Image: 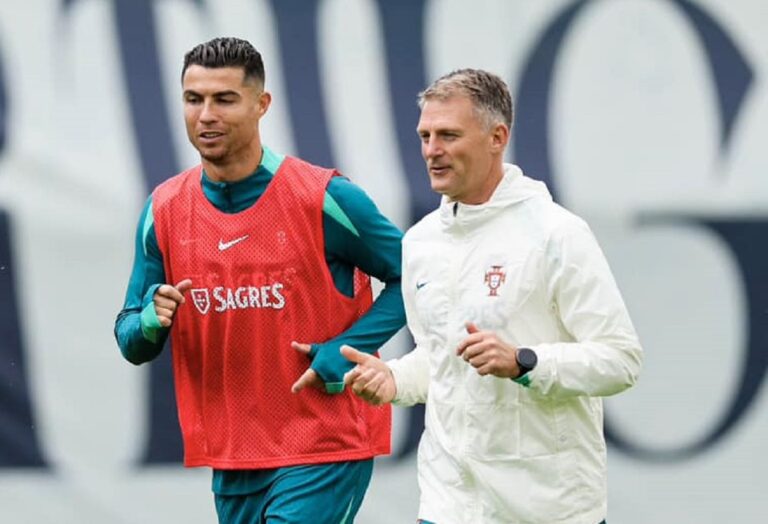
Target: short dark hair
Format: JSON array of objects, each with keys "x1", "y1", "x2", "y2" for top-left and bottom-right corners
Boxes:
[
  {"x1": 181, "y1": 37, "x2": 265, "y2": 86},
  {"x1": 418, "y1": 69, "x2": 513, "y2": 129}
]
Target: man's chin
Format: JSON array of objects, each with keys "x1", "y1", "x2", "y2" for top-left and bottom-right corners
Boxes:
[
  {"x1": 429, "y1": 179, "x2": 451, "y2": 196},
  {"x1": 199, "y1": 150, "x2": 226, "y2": 163}
]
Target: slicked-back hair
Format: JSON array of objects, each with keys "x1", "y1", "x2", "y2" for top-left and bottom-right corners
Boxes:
[
  {"x1": 182, "y1": 37, "x2": 265, "y2": 86},
  {"x1": 418, "y1": 69, "x2": 513, "y2": 130}
]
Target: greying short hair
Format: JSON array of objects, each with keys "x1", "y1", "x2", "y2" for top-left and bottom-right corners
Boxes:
[
  {"x1": 182, "y1": 37, "x2": 265, "y2": 86},
  {"x1": 418, "y1": 69, "x2": 513, "y2": 129}
]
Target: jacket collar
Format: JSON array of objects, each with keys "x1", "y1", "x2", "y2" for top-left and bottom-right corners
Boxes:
[{"x1": 439, "y1": 164, "x2": 551, "y2": 233}]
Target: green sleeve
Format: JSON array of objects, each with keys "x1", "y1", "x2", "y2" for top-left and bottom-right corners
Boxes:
[
  {"x1": 113, "y1": 196, "x2": 170, "y2": 364},
  {"x1": 310, "y1": 176, "x2": 406, "y2": 392}
]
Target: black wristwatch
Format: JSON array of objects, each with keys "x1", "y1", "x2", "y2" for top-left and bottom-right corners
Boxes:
[{"x1": 515, "y1": 347, "x2": 538, "y2": 378}]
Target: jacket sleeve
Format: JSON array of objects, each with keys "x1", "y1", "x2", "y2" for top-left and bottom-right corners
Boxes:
[
  {"x1": 523, "y1": 217, "x2": 642, "y2": 399},
  {"x1": 387, "y1": 241, "x2": 430, "y2": 406},
  {"x1": 307, "y1": 177, "x2": 406, "y2": 391},
  {"x1": 113, "y1": 196, "x2": 170, "y2": 364}
]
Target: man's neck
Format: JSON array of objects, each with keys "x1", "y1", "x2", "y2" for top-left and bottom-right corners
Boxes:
[
  {"x1": 203, "y1": 146, "x2": 264, "y2": 183},
  {"x1": 459, "y1": 162, "x2": 504, "y2": 205}
]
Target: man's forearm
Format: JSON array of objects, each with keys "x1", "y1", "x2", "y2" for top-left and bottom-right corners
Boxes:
[{"x1": 114, "y1": 309, "x2": 167, "y2": 364}]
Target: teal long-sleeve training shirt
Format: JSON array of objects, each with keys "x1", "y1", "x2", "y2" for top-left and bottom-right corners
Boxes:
[{"x1": 114, "y1": 146, "x2": 406, "y2": 388}]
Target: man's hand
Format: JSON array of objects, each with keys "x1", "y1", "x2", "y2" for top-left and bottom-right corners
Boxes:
[
  {"x1": 153, "y1": 279, "x2": 193, "y2": 327},
  {"x1": 456, "y1": 322, "x2": 520, "y2": 378},
  {"x1": 341, "y1": 345, "x2": 396, "y2": 405},
  {"x1": 291, "y1": 342, "x2": 324, "y2": 393}
]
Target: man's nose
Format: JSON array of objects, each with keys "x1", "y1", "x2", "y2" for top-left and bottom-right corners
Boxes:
[
  {"x1": 423, "y1": 137, "x2": 442, "y2": 158},
  {"x1": 199, "y1": 100, "x2": 217, "y2": 122}
]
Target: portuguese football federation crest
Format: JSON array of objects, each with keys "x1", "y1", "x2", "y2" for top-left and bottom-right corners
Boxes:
[
  {"x1": 191, "y1": 288, "x2": 211, "y2": 315},
  {"x1": 484, "y1": 265, "x2": 506, "y2": 297}
]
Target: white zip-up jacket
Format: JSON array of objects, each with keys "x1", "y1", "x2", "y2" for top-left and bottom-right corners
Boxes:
[{"x1": 389, "y1": 164, "x2": 642, "y2": 524}]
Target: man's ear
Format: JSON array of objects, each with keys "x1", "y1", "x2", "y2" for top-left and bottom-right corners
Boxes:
[
  {"x1": 490, "y1": 122, "x2": 510, "y2": 153},
  {"x1": 258, "y1": 91, "x2": 272, "y2": 117}
]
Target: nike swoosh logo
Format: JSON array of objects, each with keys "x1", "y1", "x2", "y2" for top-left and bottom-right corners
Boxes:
[
  {"x1": 218, "y1": 235, "x2": 249, "y2": 251},
  {"x1": 416, "y1": 280, "x2": 429, "y2": 290}
]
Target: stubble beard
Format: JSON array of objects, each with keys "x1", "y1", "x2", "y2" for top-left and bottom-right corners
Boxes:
[
  {"x1": 196, "y1": 141, "x2": 229, "y2": 165},
  {"x1": 200, "y1": 151, "x2": 226, "y2": 164}
]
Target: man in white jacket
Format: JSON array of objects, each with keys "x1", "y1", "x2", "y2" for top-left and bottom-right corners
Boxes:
[{"x1": 342, "y1": 69, "x2": 642, "y2": 524}]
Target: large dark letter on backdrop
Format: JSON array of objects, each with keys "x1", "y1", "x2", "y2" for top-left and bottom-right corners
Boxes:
[
  {"x1": 516, "y1": 0, "x2": 758, "y2": 461},
  {"x1": 62, "y1": 0, "x2": 203, "y2": 464},
  {"x1": 0, "y1": 42, "x2": 47, "y2": 468}
]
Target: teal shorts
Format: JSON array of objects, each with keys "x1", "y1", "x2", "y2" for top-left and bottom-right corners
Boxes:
[{"x1": 214, "y1": 459, "x2": 373, "y2": 524}]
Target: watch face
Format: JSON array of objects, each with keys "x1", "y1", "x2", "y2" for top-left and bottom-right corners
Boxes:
[{"x1": 517, "y1": 348, "x2": 537, "y2": 370}]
